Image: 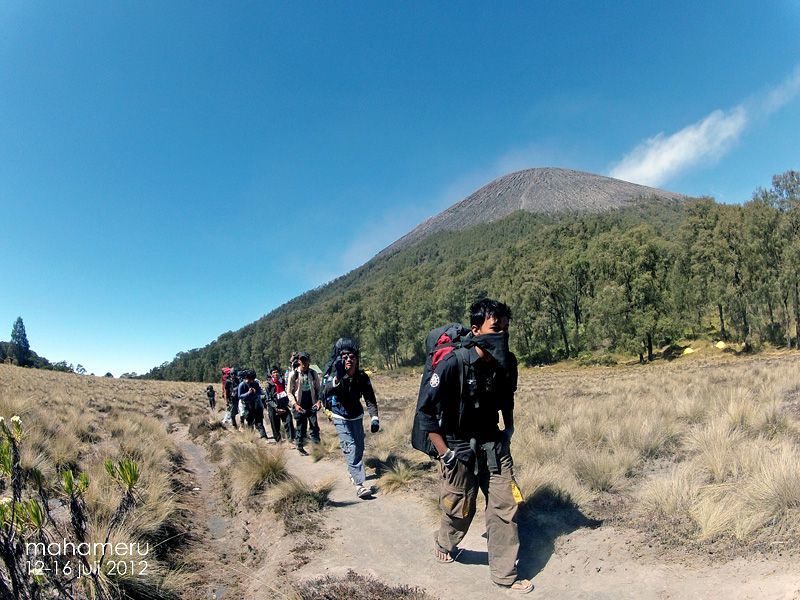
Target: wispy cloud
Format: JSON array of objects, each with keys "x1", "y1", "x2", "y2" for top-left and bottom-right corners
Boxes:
[
  {"x1": 610, "y1": 67, "x2": 800, "y2": 187},
  {"x1": 285, "y1": 204, "x2": 431, "y2": 290},
  {"x1": 609, "y1": 108, "x2": 747, "y2": 187},
  {"x1": 762, "y1": 65, "x2": 800, "y2": 113}
]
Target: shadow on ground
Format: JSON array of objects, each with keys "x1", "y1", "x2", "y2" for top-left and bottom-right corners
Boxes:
[
  {"x1": 456, "y1": 548, "x2": 488, "y2": 565},
  {"x1": 517, "y1": 486, "x2": 603, "y2": 580},
  {"x1": 365, "y1": 453, "x2": 435, "y2": 476}
]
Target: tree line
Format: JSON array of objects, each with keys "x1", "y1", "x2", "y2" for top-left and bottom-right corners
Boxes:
[
  {"x1": 0, "y1": 317, "x2": 86, "y2": 374},
  {"x1": 145, "y1": 170, "x2": 800, "y2": 381}
]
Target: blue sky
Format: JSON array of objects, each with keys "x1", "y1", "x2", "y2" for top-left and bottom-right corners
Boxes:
[{"x1": 1, "y1": 1, "x2": 799, "y2": 376}]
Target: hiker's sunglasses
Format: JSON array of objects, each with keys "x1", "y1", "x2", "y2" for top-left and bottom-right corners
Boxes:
[{"x1": 340, "y1": 352, "x2": 357, "y2": 359}]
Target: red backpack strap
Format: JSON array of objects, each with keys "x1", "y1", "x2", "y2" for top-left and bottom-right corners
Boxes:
[
  {"x1": 431, "y1": 333, "x2": 458, "y2": 370},
  {"x1": 431, "y1": 346, "x2": 454, "y2": 370}
]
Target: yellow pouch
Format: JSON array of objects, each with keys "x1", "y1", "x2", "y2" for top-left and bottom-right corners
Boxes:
[{"x1": 511, "y1": 481, "x2": 524, "y2": 504}]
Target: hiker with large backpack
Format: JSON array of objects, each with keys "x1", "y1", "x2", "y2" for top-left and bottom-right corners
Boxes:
[
  {"x1": 224, "y1": 368, "x2": 241, "y2": 429},
  {"x1": 322, "y1": 338, "x2": 379, "y2": 500},
  {"x1": 206, "y1": 384, "x2": 216, "y2": 410},
  {"x1": 414, "y1": 299, "x2": 532, "y2": 594},
  {"x1": 265, "y1": 365, "x2": 295, "y2": 443},
  {"x1": 285, "y1": 352, "x2": 300, "y2": 385},
  {"x1": 238, "y1": 369, "x2": 268, "y2": 439},
  {"x1": 221, "y1": 367, "x2": 232, "y2": 423},
  {"x1": 287, "y1": 352, "x2": 322, "y2": 454}
]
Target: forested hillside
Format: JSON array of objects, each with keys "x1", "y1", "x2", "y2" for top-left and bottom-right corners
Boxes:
[{"x1": 145, "y1": 171, "x2": 800, "y2": 382}]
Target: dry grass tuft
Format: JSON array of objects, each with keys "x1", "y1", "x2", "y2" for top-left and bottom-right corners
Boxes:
[
  {"x1": 188, "y1": 415, "x2": 226, "y2": 438},
  {"x1": 228, "y1": 440, "x2": 289, "y2": 499},
  {"x1": 568, "y1": 446, "x2": 638, "y2": 492},
  {"x1": 269, "y1": 476, "x2": 335, "y2": 532},
  {"x1": 515, "y1": 461, "x2": 593, "y2": 510},
  {"x1": 639, "y1": 464, "x2": 699, "y2": 519},
  {"x1": 375, "y1": 456, "x2": 423, "y2": 494},
  {"x1": 310, "y1": 434, "x2": 341, "y2": 462}
]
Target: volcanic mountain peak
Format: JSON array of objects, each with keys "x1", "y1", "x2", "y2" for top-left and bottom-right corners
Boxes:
[{"x1": 381, "y1": 167, "x2": 686, "y2": 255}]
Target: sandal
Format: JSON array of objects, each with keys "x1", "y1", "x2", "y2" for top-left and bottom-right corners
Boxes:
[
  {"x1": 433, "y1": 546, "x2": 454, "y2": 563},
  {"x1": 495, "y1": 579, "x2": 534, "y2": 594}
]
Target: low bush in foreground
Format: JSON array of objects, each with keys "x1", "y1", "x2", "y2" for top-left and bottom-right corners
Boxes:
[{"x1": 291, "y1": 569, "x2": 435, "y2": 600}]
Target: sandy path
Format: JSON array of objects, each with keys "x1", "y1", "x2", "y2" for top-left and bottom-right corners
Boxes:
[
  {"x1": 285, "y1": 446, "x2": 511, "y2": 598},
  {"x1": 163, "y1": 411, "x2": 799, "y2": 600},
  {"x1": 279, "y1": 437, "x2": 800, "y2": 600}
]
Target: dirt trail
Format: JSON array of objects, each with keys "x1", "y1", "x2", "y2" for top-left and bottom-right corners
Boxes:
[
  {"x1": 166, "y1": 415, "x2": 799, "y2": 600},
  {"x1": 169, "y1": 423, "x2": 250, "y2": 600},
  {"x1": 278, "y1": 438, "x2": 800, "y2": 600}
]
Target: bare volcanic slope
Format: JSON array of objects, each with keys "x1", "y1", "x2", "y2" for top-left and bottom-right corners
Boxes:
[{"x1": 380, "y1": 167, "x2": 686, "y2": 256}]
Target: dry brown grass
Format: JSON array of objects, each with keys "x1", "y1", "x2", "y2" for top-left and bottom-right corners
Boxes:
[
  {"x1": 0, "y1": 364, "x2": 208, "y2": 594},
  {"x1": 4, "y1": 347, "x2": 800, "y2": 589},
  {"x1": 309, "y1": 432, "x2": 341, "y2": 462},
  {"x1": 268, "y1": 475, "x2": 336, "y2": 531},
  {"x1": 227, "y1": 439, "x2": 290, "y2": 500},
  {"x1": 370, "y1": 353, "x2": 800, "y2": 551}
]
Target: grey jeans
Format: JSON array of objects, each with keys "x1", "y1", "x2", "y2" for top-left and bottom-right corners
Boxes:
[{"x1": 334, "y1": 418, "x2": 366, "y2": 486}]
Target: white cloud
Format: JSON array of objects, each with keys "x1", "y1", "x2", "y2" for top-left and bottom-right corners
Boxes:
[
  {"x1": 762, "y1": 65, "x2": 800, "y2": 114},
  {"x1": 609, "y1": 107, "x2": 748, "y2": 187},
  {"x1": 610, "y1": 66, "x2": 800, "y2": 187}
]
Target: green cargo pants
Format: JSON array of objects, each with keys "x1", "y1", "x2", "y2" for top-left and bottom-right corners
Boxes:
[{"x1": 435, "y1": 444, "x2": 521, "y2": 586}]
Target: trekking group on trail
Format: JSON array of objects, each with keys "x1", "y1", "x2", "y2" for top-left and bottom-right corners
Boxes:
[
  {"x1": 209, "y1": 298, "x2": 533, "y2": 593},
  {"x1": 218, "y1": 338, "x2": 379, "y2": 500}
]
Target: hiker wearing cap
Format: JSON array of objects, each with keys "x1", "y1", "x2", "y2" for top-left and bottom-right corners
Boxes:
[
  {"x1": 416, "y1": 298, "x2": 532, "y2": 594},
  {"x1": 323, "y1": 338, "x2": 379, "y2": 499},
  {"x1": 238, "y1": 369, "x2": 268, "y2": 439},
  {"x1": 287, "y1": 352, "x2": 321, "y2": 454},
  {"x1": 265, "y1": 365, "x2": 295, "y2": 443}
]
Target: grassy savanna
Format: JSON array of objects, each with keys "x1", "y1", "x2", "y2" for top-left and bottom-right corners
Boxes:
[
  {"x1": 0, "y1": 364, "x2": 208, "y2": 598},
  {"x1": 2, "y1": 350, "x2": 799, "y2": 597},
  {"x1": 359, "y1": 352, "x2": 800, "y2": 554}
]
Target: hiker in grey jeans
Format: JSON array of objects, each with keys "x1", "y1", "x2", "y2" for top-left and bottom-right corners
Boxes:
[{"x1": 323, "y1": 338, "x2": 379, "y2": 499}]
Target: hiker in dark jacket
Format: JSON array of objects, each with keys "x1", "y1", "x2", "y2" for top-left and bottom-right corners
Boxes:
[
  {"x1": 238, "y1": 369, "x2": 268, "y2": 438},
  {"x1": 416, "y1": 298, "x2": 532, "y2": 594},
  {"x1": 206, "y1": 385, "x2": 216, "y2": 410},
  {"x1": 224, "y1": 369, "x2": 241, "y2": 428},
  {"x1": 324, "y1": 338, "x2": 379, "y2": 499},
  {"x1": 265, "y1": 366, "x2": 295, "y2": 443}
]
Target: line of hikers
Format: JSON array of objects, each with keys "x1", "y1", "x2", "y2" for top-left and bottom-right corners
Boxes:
[
  {"x1": 208, "y1": 339, "x2": 379, "y2": 499},
  {"x1": 204, "y1": 298, "x2": 533, "y2": 593}
]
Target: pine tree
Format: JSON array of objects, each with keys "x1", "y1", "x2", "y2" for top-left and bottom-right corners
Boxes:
[{"x1": 10, "y1": 317, "x2": 30, "y2": 367}]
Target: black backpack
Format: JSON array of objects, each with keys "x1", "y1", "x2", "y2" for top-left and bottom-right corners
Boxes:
[
  {"x1": 228, "y1": 373, "x2": 240, "y2": 400},
  {"x1": 410, "y1": 323, "x2": 471, "y2": 458}
]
